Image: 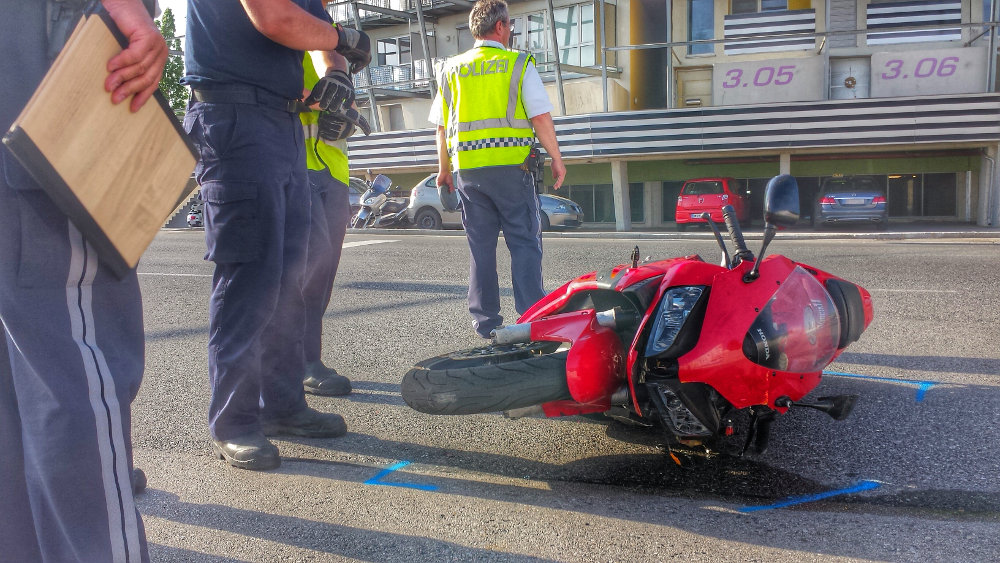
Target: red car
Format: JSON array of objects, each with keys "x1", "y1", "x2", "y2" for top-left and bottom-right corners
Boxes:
[{"x1": 675, "y1": 177, "x2": 751, "y2": 231}]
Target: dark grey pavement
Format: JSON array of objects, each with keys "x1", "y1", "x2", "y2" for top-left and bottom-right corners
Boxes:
[{"x1": 134, "y1": 227, "x2": 999, "y2": 562}]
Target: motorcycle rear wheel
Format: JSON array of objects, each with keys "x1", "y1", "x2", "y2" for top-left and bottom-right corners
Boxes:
[{"x1": 401, "y1": 341, "x2": 570, "y2": 415}]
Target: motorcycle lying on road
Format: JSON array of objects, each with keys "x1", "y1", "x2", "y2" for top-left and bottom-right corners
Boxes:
[
  {"x1": 401, "y1": 175, "x2": 873, "y2": 464},
  {"x1": 351, "y1": 174, "x2": 409, "y2": 229}
]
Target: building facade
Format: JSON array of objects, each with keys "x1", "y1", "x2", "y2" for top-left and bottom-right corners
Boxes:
[{"x1": 334, "y1": 0, "x2": 1000, "y2": 228}]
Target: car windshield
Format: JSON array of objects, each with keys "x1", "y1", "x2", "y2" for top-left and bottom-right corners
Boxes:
[
  {"x1": 683, "y1": 181, "x2": 724, "y2": 195},
  {"x1": 742, "y1": 267, "x2": 841, "y2": 373}
]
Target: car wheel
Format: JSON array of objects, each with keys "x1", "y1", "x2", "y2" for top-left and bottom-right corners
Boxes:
[
  {"x1": 415, "y1": 208, "x2": 442, "y2": 230},
  {"x1": 540, "y1": 212, "x2": 551, "y2": 232}
]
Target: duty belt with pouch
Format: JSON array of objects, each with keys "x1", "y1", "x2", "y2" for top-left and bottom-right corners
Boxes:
[
  {"x1": 46, "y1": 0, "x2": 156, "y2": 61},
  {"x1": 520, "y1": 141, "x2": 545, "y2": 192}
]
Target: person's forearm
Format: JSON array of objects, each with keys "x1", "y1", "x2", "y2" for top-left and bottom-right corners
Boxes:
[
  {"x1": 241, "y1": 0, "x2": 340, "y2": 51},
  {"x1": 530, "y1": 112, "x2": 562, "y2": 165},
  {"x1": 435, "y1": 126, "x2": 450, "y2": 173},
  {"x1": 319, "y1": 50, "x2": 349, "y2": 73}
]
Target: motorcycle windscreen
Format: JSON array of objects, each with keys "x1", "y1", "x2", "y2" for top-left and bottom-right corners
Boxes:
[
  {"x1": 742, "y1": 267, "x2": 841, "y2": 373},
  {"x1": 371, "y1": 175, "x2": 391, "y2": 194}
]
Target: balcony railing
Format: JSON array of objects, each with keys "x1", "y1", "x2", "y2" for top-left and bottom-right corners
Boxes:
[
  {"x1": 327, "y1": 0, "x2": 451, "y2": 24},
  {"x1": 353, "y1": 58, "x2": 441, "y2": 94}
]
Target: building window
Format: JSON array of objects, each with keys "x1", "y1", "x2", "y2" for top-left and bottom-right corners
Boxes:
[
  {"x1": 630, "y1": 183, "x2": 645, "y2": 223},
  {"x1": 732, "y1": 0, "x2": 787, "y2": 15},
  {"x1": 512, "y1": 2, "x2": 597, "y2": 68},
  {"x1": 688, "y1": 0, "x2": 715, "y2": 55},
  {"x1": 563, "y1": 184, "x2": 616, "y2": 222},
  {"x1": 377, "y1": 36, "x2": 411, "y2": 68}
]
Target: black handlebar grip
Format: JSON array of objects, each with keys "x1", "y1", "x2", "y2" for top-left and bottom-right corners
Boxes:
[{"x1": 722, "y1": 205, "x2": 754, "y2": 262}]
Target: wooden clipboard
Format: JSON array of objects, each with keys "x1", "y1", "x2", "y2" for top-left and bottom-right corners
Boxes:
[{"x1": 2, "y1": 11, "x2": 197, "y2": 278}]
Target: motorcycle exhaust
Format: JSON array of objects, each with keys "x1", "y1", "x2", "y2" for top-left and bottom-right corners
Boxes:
[{"x1": 491, "y1": 324, "x2": 532, "y2": 345}]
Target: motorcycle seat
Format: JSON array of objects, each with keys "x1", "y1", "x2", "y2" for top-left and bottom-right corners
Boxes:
[{"x1": 824, "y1": 278, "x2": 866, "y2": 349}]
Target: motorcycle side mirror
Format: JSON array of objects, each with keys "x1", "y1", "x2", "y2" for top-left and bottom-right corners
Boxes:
[
  {"x1": 763, "y1": 174, "x2": 800, "y2": 227},
  {"x1": 746, "y1": 174, "x2": 800, "y2": 282}
]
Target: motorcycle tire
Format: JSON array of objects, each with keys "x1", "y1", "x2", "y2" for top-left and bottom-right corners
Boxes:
[{"x1": 401, "y1": 341, "x2": 571, "y2": 415}]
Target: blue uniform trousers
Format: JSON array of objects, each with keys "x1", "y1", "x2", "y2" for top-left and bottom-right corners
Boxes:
[
  {"x1": 184, "y1": 100, "x2": 311, "y2": 441},
  {"x1": 455, "y1": 165, "x2": 546, "y2": 337},
  {"x1": 302, "y1": 170, "x2": 351, "y2": 363},
  {"x1": 0, "y1": 2, "x2": 148, "y2": 560}
]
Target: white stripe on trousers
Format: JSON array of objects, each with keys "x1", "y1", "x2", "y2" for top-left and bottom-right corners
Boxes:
[{"x1": 66, "y1": 223, "x2": 141, "y2": 562}]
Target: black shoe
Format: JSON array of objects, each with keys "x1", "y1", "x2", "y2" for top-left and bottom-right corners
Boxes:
[
  {"x1": 212, "y1": 432, "x2": 281, "y2": 471},
  {"x1": 131, "y1": 467, "x2": 147, "y2": 494},
  {"x1": 261, "y1": 407, "x2": 347, "y2": 438},
  {"x1": 303, "y1": 362, "x2": 352, "y2": 396}
]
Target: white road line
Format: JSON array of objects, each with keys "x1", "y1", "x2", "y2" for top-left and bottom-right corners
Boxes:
[
  {"x1": 343, "y1": 239, "x2": 400, "y2": 248},
  {"x1": 140, "y1": 240, "x2": 399, "y2": 277}
]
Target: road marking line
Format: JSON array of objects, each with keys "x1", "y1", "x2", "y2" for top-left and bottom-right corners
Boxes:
[
  {"x1": 823, "y1": 370, "x2": 939, "y2": 402},
  {"x1": 364, "y1": 460, "x2": 438, "y2": 491},
  {"x1": 343, "y1": 239, "x2": 399, "y2": 248},
  {"x1": 738, "y1": 480, "x2": 881, "y2": 513}
]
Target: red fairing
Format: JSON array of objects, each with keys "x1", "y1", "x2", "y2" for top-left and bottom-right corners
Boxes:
[
  {"x1": 518, "y1": 256, "x2": 706, "y2": 323},
  {"x1": 677, "y1": 255, "x2": 823, "y2": 410},
  {"x1": 528, "y1": 310, "x2": 625, "y2": 404}
]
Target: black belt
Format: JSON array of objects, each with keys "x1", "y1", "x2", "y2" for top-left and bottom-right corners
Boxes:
[{"x1": 190, "y1": 86, "x2": 309, "y2": 114}]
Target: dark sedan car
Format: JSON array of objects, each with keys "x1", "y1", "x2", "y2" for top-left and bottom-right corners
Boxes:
[{"x1": 812, "y1": 176, "x2": 888, "y2": 230}]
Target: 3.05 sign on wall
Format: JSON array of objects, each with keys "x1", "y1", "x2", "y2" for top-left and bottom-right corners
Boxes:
[{"x1": 713, "y1": 56, "x2": 825, "y2": 106}]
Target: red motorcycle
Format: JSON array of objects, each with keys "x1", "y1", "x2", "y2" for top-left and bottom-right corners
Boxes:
[{"x1": 401, "y1": 175, "x2": 873, "y2": 463}]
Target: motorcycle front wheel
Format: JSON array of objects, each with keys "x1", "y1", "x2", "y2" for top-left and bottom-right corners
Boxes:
[{"x1": 401, "y1": 341, "x2": 570, "y2": 415}]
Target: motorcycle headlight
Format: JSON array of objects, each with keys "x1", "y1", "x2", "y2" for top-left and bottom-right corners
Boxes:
[{"x1": 644, "y1": 286, "x2": 705, "y2": 357}]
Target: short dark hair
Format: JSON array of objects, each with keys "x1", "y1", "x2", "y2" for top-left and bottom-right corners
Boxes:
[{"x1": 469, "y1": 0, "x2": 509, "y2": 39}]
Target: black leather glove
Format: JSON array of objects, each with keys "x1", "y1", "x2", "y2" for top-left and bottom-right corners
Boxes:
[
  {"x1": 303, "y1": 69, "x2": 354, "y2": 112},
  {"x1": 318, "y1": 107, "x2": 372, "y2": 142},
  {"x1": 334, "y1": 24, "x2": 373, "y2": 74}
]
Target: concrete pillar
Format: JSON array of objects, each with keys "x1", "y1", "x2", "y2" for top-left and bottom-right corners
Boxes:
[
  {"x1": 611, "y1": 160, "x2": 632, "y2": 231},
  {"x1": 979, "y1": 145, "x2": 999, "y2": 227},
  {"x1": 647, "y1": 180, "x2": 663, "y2": 227},
  {"x1": 779, "y1": 153, "x2": 791, "y2": 175}
]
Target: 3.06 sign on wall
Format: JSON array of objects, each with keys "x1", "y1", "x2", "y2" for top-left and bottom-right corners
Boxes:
[
  {"x1": 871, "y1": 47, "x2": 987, "y2": 97},
  {"x1": 713, "y1": 56, "x2": 824, "y2": 106}
]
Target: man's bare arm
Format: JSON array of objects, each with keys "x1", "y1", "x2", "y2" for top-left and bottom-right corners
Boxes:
[
  {"x1": 435, "y1": 125, "x2": 454, "y2": 191},
  {"x1": 241, "y1": 0, "x2": 340, "y2": 51},
  {"x1": 529, "y1": 112, "x2": 566, "y2": 190}
]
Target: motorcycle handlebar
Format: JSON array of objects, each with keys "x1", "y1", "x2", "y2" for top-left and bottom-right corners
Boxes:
[{"x1": 722, "y1": 205, "x2": 754, "y2": 264}]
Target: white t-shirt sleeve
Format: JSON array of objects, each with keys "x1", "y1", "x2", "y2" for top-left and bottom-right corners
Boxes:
[
  {"x1": 520, "y1": 62, "x2": 553, "y2": 119},
  {"x1": 428, "y1": 92, "x2": 444, "y2": 126}
]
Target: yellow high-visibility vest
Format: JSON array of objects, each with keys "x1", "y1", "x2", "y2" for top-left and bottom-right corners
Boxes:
[
  {"x1": 439, "y1": 46, "x2": 534, "y2": 170},
  {"x1": 302, "y1": 54, "x2": 349, "y2": 184}
]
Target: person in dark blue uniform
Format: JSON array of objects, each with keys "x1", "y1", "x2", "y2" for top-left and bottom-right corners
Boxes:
[
  {"x1": 0, "y1": 0, "x2": 167, "y2": 560},
  {"x1": 183, "y1": 0, "x2": 371, "y2": 471}
]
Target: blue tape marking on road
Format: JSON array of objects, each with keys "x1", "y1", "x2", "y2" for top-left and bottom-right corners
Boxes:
[
  {"x1": 364, "y1": 460, "x2": 439, "y2": 491},
  {"x1": 738, "y1": 480, "x2": 881, "y2": 513},
  {"x1": 823, "y1": 370, "x2": 938, "y2": 403}
]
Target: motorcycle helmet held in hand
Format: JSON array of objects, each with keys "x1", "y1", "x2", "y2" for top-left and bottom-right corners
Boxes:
[{"x1": 440, "y1": 184, "x2": 460, "y2": 211}]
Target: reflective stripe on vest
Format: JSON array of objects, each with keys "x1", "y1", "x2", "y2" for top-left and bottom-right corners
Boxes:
[
  {"x1": 441, "y1": 48, "x2": 534, "y2": 170},
  {"x1": 302, "y1": 53, "x2": 350, "y2": 184}
]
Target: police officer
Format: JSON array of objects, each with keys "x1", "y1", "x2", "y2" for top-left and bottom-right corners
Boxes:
[
  {"x1": 299, "y1": 51, "x2": 355, "y2": 396},
  {"x1": 183, "y1": 0, "x2": 371, "y2": 470},
  {"x1": 0, "y1": 0, "x2": 166, "y2": 559},
  {"x1": 430, "y1": 0, "x2": 567, "y2": 339}
]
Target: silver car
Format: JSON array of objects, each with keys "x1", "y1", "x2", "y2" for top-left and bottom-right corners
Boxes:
[{"x1": 405, "y1": 173, "x2": 584, "y2": 230}]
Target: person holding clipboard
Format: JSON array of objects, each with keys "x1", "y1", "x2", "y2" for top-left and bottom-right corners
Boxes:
[{"x1": 0, "y1": 1, "x2": 167, "y2": 561}]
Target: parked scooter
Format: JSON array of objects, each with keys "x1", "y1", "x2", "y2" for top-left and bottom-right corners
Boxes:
[
  {"x1": 351, "y1": 174, "x2": 409, "y2": 228},
  {"x1": 401, "y1": 175, "x2": 873, "y2": 464}
]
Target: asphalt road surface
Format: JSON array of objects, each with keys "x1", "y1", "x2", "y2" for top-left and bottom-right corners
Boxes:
[{"x1": 134, "y1": 228, "x2": 1000, "y2": 562}]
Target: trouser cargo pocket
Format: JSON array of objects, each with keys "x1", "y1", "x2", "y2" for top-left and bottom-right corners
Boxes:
[{"x1": 200, "y1": 180, "x2": 260, "y2": 264}]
